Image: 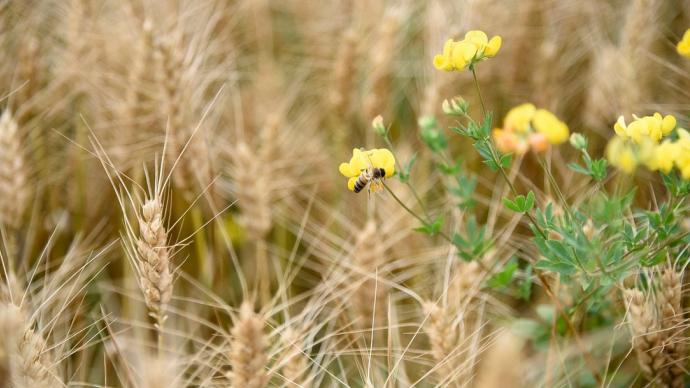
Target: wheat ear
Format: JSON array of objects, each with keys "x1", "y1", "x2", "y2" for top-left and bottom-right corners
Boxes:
[
  {"x1": 136, "y1": 197, "x2": 173, "y2": 344},
  {"x1": 330, "y1": 28, "x2": 358, "y2": 117},
  {"x1": 351, "y1": 221, "x2": 388, "y2": 335},
  {"x1": 625, "y1": 288, "x2": 667, "y2": 382},
  {"x1": 0, "y1": 303, "x2": 58, "y2": 388},
  {"x1": 156, "y1": 35, "x2": 213, "y2": 197},
  {"x1": 229, "y1": 301, "x2": 269, "y2": 388},
  {"x1": 280, "y1": 328, "x2": 312, "y2": 388},
  {"x1": 423, "y1": 301, "x2": 459, "y2": 386},
  {"x1": 0, "y1": 110, "x2": 29, "y2": 230},
  {"x1": 658, "y1": 269, "x2": 686, "y2": 388}
]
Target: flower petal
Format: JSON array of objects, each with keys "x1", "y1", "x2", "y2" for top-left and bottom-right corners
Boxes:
[
  {"x1": 347, "y1": 176, "x2": 358, "y2": 191},
  {"x1": 485, "y1": 36, "x2": 502, "y2": 57},
  {"x1": 464, "y1": 30, "x2": 488, "y2": 48},
  {"x1": 339, "y1": 162, "x2": 356, "y2": 177}
]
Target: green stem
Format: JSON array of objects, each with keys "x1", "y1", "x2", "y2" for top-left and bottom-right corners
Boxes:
[
  {"x1": 382, "y1": 135, "x2": 431, "y2": 222},
  {"x1": 383, "y1": 183, "x2": 452, "y2": 245},
  {"x1": 470, "y1": 66, "x2": 486, "y2": 117},
  {"x1": 537, "y1": 156, "x2": 572, "y2": 217}
]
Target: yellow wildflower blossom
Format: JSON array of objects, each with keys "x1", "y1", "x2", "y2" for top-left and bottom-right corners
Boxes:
[
  {"x1": 532, "y1": 109, "x2": 570, "y2": 145},
  {"x1": 674, "y1": 129, "x2": 690, "y2": 179},
  {"x1": 606, "y1": 137, "x2": 639, "y2": 175},
  {"x1": 339, "y1": 148, "x2": 395, "y2": 192},
  {"x1": 677, "y1": 28, "x2": 690, "y2": 57},
  {"x1": 613, "y1": 113, "x2": 676, "y2": 143},
  {"x1": 504, "y1": 103, "x2": 536, "y2": 134},
  {"x1": 644, "y1": 141, "x2": 678, "y2": 174},
  {"x1": 492, "y1": 104, "x2": 569, "y2": 154},
  {"x1": 433, "y1": 30, "x2": 501, "y2": 72}
]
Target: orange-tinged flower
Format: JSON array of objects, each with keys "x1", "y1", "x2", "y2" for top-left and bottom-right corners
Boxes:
[
  {"x1": 492, "y1": 104, "x2": 569, "y2": 154},
  {"x1": 528, "y1": 132, "x2": 549, "y2": 153}
]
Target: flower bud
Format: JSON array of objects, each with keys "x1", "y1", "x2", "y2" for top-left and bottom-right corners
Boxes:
[
  {"x1": 442, "y1": 97, "x2": 468, "y2": 116},
  {"x1": 569, "y1": 133, "x2": 587, "y2": 151},
  {"x1": 372, "y1": 115, "x2": 386, "y2": 137}
]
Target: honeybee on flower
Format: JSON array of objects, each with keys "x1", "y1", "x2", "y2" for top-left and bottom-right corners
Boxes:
[
  {"x1": 491, "y1": 103, "x2": 569, "y2": 155},
  {"x1": 433, "y1": 30, "x2": 501, "y2": 72},
  {"x1": 339, "y1": 148, "x2": 395, "y2": 193},
  {"x1": 677, "y1": 28, "x2": 690, "y2": 57}
]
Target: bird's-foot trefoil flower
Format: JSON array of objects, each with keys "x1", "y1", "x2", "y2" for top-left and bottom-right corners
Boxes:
[
  {"x1": 491, "y1": 103, "x2": 569, "y2": 155},
  {"x1": 339, "y1": 148, "x2": 395, "y2": 192},
  {"x1": 606, "y1": 111, "x2": 689, "y2": 179},
  {"x1": 433, "y1": 30, "x2": 501, "y2": 72}
]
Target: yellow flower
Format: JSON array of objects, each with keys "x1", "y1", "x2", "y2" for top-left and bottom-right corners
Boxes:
[
  {"x1": 504, "y1": 103, "x2": 536, "y2": 134},
  {"x1": 433, "y1": 30, "x2": 501, "y2": 72},
  {"x1": 485, "y1": 36, "x2": 502, "y2": 57},
  {"x1": 677, "y1": 28, "x2": 690, "y2": 58},
  {"x1": 644, "y1": 141, "x2": 678, "y2": 173},
  {"x1": 606, "y1": 137, "x2": 638, "y2": 175},
  {"x1": 612, "y1": 113, "x2": 676, "y2": 143},
  {"x1": 532, "y1": 109, "x2": 570, "y2": 145},
  {"x1": 675, "y1": 129, "x2": 690, "y2": 179},
  {"x1": 492, "y1": 104, "x2": 568, "y2": 154},
  {"x1": 339, "y1": 148, "x2": 396, "y2": 191}
]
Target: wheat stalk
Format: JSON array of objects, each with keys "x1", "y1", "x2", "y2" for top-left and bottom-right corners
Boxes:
[
  {"x1": 0, "y1": 110, "x2": 29, "y2": 230},
  {"x1": 229, "y1": 301, "x2": 269, "y2": 388}
]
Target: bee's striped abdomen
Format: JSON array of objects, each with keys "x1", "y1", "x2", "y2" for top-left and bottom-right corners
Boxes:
[{"x1": 353, "y1": 174, "x2": 369, "y2": 193}]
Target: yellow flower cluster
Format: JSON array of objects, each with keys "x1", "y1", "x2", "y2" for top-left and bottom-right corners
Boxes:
[
  {"x1": 339, "y1": 148, "x2": 395, "y2": 192},
  {"x1": 678, "y1": 28, "x2": 690, "y2": 57},
  {"x1": 491, "y1": 103, "x2": 570, "y2": 155},
  {"x1": 606, "y1": 113, "x2": 690, "y2": 178},
  {"x1": 433, "y1": 31, "x2": 501, "y2": 72}
]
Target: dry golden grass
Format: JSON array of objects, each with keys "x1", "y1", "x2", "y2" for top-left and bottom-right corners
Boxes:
[{"x1": 0, "y1": 0, "x2": 689, "y2": 387}]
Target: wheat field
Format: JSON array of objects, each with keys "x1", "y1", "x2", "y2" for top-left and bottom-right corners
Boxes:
[{"x1": 1, "y1": 0, "x2": 690, "y2": 387}]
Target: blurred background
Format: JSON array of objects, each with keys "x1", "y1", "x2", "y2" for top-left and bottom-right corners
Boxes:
[{"x1": 1, "y1": 0, "x2": 689, "y2": 386}]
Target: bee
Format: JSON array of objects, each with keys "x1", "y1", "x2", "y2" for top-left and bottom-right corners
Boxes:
[{"x1": 353, "y1": 167, "x2": 387, "y2": 193}]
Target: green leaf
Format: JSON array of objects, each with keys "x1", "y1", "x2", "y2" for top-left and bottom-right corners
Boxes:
[
  {"x1": 567, "y1": 162, "x2": 590, "y2": 176},
  {"x1": 520, "y1": 264, "x2": 533, "y2": 300},
  {"x1": 503, "y1": 197, "x2": 521, "y2": 212},
  {"x1": 504, "y1": 192, "x2": 534, "y2": 213},
  {"x1": 487, "y1": 258, "x2": 518, "y2": 289},
  {"x1": 414, "y1": 217, "x2": 444, "y2": 235},
  {"x1": 500, "y1": 153, "x2": 512, "y2": 169},
  {"x1": 437, "y1": 160, "x2": 462, "y2": 175},
  {"x1": 535, "y1": 259, "x2": 576, "y2": 275},
  {"x1": 525, "y1": 191, "x2": 535, "y2": 212},
  {"x1": 398, "y1": 153, "x2": 417, "y2": 183}
]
